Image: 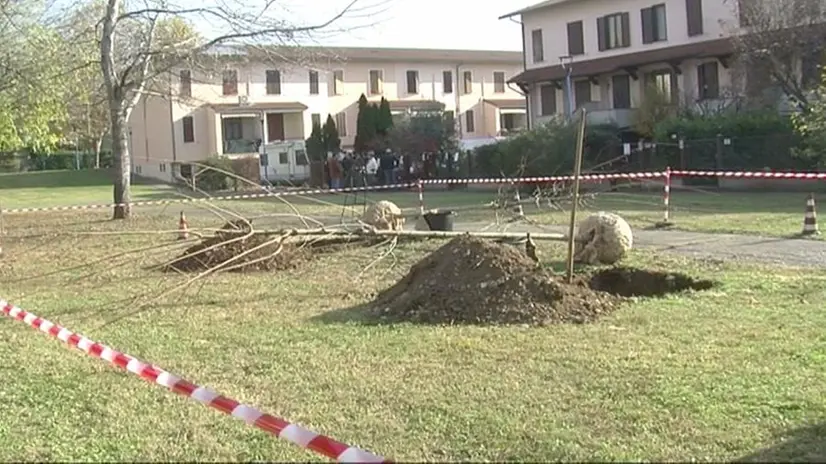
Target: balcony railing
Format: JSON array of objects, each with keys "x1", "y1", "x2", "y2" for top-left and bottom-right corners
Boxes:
[
  {"x1": 585, "y1": 108, "x2": 637, "y2": 128},
  {"x1": 224, "y1": 139, "x2": 261, "y2": 154}
]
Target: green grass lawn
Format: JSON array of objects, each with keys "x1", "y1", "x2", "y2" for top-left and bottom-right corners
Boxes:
[
  {"x1": 0, "y1": 170, "x2": 173, "y2": 209},
  {"x1": 0, "y1": 169, "x2": 820, "y2": 239},
  {"x1": 0, "y1": 211, "x2": 825, "y2": 461},
  {"x1": 227, "y1": 187, "x2": 820, "y2": 239}
]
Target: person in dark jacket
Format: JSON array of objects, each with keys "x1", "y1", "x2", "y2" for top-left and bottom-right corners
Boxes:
[{"x1": 379, "y1": 148, "x2": 396, "y2": 185}]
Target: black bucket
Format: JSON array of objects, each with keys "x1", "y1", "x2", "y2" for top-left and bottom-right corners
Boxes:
[{"x1": 424, "y1": 210, "x2": 454, "y2": 231}]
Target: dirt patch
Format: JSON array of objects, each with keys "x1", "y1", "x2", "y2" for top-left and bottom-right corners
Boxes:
[
  {"x1": 164, "y1": 221, "x2": 384, "y2": 273},
  {"x1": 369, "y1": 235, "x2": 620, "y2": 325},
  {"x1": 589, "y1": 266, "x2": 715, "y2": 297}
]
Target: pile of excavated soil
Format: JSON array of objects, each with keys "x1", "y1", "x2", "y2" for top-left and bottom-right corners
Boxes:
[{"x1": 370, "y1": 235, "x2": 620, "y2": 325}]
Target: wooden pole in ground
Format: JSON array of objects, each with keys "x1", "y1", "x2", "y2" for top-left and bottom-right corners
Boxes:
[
  {"x1": 565, "y1": 108, "x2": 587, "y2": 284},
  {"x1": 0, "y1": 202, "x2": 4, "y2": 256},
  {"x1": 251, "y1": 228, "x2": 569, "y2": 241}
]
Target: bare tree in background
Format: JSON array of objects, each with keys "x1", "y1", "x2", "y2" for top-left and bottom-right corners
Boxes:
[
  {"x1": 60, "y1": 1, "x2": 111, "y2": 168},
  {"x1": 91, "y1": 0, "x2": 383, "y2": 219},
  {"x1": 728, "y1": 0, "x2": 826, "y2": 110}
]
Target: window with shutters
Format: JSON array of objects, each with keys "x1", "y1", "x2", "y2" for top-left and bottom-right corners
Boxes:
[
  {"x1": 540, "y1": 85, "x2": 556, "y2": 116},
  {"x1": 179, "y1": 70, "x2": 191, "y2": 97},
  {"x1": 612, "y1": 75, "x2": 631, "y2": 109},
  {"x1": 332, "y1": 70, "x2": 344, "y2": 95},
  {"x1": 493, "y1": 72, "x2": 506, "y2": 93},
  {"x1": 335, "y1": 112, "x2": 347, "y2": 136},
  {"x1": 645, "y1": 70, "x2": 676, "y2": 104},
  {"x1": 574, "y1": 80, "x2": 592, "y2": 108},
  {"x1": 222, "y1": 70, "x2": 238, "y2": 95},
  {"x1": 462, "y1": 71, "x2": 473, "y2": 94},
  {"x1": 406, "y1": 70, "x2": 419, "y2": 94},
  {"x1": 567, "y1": 21, "x2": 584, "y2": 55},
  {"x1": 531, "y1": 29, "x2": 544, "y2": 63},
  {"x1": 309, "y1": 70, "x2": 319, "y2": 95},
  {"x1": 686, "y1": 0, "x2": 703, "y2": 36},
  {"x1": 697, "y1": 61, "x2": 719, "y2": 100},
  {"x1": 597, "y1": 13, "x2": 630, "y2": 51},
  {"x1": 369, "y1": 70, "x2": 383, "y2": 95},
  {"x1": 465, "y1": 110, "x2": 475, "y2": 133},
  {"x1": 641, "y1": 4, "x2": 667, "y2": 44},
  {"x1": 266, "y1": 70, "x2": 281, "y2": 95},
  {"x1": 182, "y1": 116, "x2": 194, "y2": 143},
  {"x1": 443, "y1": 70, "x2": 453, "y2": 93}
]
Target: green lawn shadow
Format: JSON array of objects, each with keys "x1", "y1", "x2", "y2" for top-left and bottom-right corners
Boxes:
[{"x1": 735, "y1": 422, "x2": 826, "y2": 462}]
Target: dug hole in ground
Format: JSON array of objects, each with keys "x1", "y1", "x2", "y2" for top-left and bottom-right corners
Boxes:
[
  {"x1": 367, "y1": 235, "x2": 716, "y2": 326},
  {"x1": 162, "y1": 209, "x2": 716, "y2": 325}
]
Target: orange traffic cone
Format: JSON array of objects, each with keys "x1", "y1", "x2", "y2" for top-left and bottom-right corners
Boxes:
[
  {"x1": 178, "y1": 211, "x2": 189, "y2": 240},
  {"x1": 802, "y1": 193, "x2": 819, "y2": 236}
]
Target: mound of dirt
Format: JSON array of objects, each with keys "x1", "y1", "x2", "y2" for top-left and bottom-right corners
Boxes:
[
  {"x1": 370, "y1": 235, "x2": 620, "y2": 325},
  {"x1": 589, "y1": 266, "x2": 715, "y2": 297}
]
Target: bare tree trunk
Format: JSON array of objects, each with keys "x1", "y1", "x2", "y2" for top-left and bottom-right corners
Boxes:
[
  {"x1": 110, "y1": 112, "x2": 131, "y2": 219},
  {"x1": 94, "y1": 135, "x2": 103, "y2": 169},
  {"x1": 101, "y1": 0, "x2": 131, "y2": 219}
]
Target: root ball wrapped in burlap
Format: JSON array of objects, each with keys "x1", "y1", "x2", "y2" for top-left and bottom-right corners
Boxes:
[
  {"x1": 362, "y1": 200, "x2": 405, "y2": 230},
  {"x1": 574, "y1": 212, "x2": 633, "y2": 265}
]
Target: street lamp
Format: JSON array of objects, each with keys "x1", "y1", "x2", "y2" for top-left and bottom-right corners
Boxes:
[{"x1": 559, "y1": 55, "x2": 575, "y2": 117}]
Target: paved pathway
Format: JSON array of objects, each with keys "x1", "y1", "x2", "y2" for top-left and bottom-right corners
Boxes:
[{"x1": 453, "y1": 221, "x2": 826, "y2": 269}]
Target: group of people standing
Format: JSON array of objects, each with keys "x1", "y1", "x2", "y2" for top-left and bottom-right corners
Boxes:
[{"x1": 324, "y1": 149, "x2": 443, "y2": 189}]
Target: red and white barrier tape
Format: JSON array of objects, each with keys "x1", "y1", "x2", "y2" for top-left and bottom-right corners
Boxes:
[
  {"x1": 1, "y1": 183, "x2": 417, "y2": 214},
  {"x1": 672, "y1": 170, "x2": 826, "y2": 179},
  {"x1": 663, "y1": 167, "x2": 671, "y2": 223},
  {"x1": 9, "y1": 169, "x2": 825, "y2": 215},
  {"x1": 0, "y1": 300, "x2": 388, "y2": 463},
  {"x1": 416, "y1": 180, "x2": 425, "y2": 214},
  {"x1": 0, "y1": 171, "x2": 665, "y2": 215},
  {"x1": 419, "y1": 171, "x2": 666, "y2": 185}
]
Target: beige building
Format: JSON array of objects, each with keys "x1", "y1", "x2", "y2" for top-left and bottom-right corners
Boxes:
[
  {"x1": 128, "y1": 46, "x2": 525, "y2": 182},
  {"x1": 502, "y1": 0, "x2": 748, "y2": 128}
]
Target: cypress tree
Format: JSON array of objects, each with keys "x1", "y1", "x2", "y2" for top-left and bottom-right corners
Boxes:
[
  {"x1": 354, "y1": 93, "x2": 372, "y2": 152},
  {"x1": 322, "y1": 114, "x2": 341, "y2": 154},
  {"x1": 376, "y1": 97, "x2": 394, "y2": 135},
  {"x1": 305, "y1": 122, "x2": 325, "y2": 161}
]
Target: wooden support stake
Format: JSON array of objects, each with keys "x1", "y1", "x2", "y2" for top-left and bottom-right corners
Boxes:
[{"x1": 565, "y1": 109, "x2": 587, "y2": 284}]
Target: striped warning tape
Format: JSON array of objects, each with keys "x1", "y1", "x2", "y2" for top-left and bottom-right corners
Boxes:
[
  {"x1": 671, "y1": 170, "x2": 826, "y2": 179},
  {"x1": 1, "y1": 171, "x2": 666, "y2": 215},
  {"x1": 0, "y1": 300, "x2": 388, "y2": 463},
  {"x1": 419, "y1": 171, "x2": 667, "y2": 185},
  {"x1": 0, "y1": 183, "x2": 418, "y2": 214}
]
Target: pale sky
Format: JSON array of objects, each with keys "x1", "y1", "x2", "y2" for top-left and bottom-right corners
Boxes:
[{"x1": 216, "y1": 0, "x2": 535, "y2": 51}]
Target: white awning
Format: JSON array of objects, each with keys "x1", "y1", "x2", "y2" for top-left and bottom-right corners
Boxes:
[{"x1": 221, "y1": 113, "x2": 259, "y2": 119}]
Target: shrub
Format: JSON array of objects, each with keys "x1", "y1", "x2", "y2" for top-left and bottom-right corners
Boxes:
[
  {"x1": 473, "y1": 119, "x2": 621, "y2": 178},
  {"x1": 195, "y1": 156, "x2": 235, "y2": 191},
  {"x1": 230, "y1": 156, "x2": 260, "y2": 188},
  {"x1": 651, "y1": 109, "x2": 807, "y2": 170}
]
